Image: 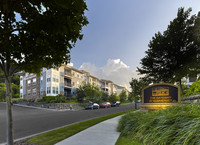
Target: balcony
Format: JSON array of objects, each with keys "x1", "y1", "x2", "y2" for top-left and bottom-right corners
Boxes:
[
  {"x1": 64, "y1": 82, "x2": 72, "y2": 88},
  {"x1": 64, "y1": 70, "x2": 72, "y2": 78}
]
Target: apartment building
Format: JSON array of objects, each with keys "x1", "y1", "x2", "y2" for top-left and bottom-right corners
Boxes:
[{"x1": 20, "y1": 64, "x2": 129, "y2": 100}]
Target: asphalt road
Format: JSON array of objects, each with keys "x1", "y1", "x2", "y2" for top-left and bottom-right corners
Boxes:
[{"x1": 0, "y1": 102, "x2": 135, "y2": 144}]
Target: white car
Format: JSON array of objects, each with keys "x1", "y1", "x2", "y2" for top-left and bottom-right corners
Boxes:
[{"x1": 85, "y1": 103, "x2": 100, "y2": 110}]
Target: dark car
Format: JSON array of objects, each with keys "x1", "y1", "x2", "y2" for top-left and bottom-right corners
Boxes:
[
  {"x1": 85, "y1": 103, "x2": 99, "y2": 110},
  {"x1": 100, "y1": 102, "x2": 111, "y2": 108},
  {"x1": 111, "y1": 101, "x2": 120, "y2": 107}
]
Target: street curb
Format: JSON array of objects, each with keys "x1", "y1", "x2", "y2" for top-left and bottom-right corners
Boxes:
[{"x1": 13, "y1": 104, "x2": 76, "y2": 111}]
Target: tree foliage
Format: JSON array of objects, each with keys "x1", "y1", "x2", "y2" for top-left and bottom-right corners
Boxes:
[
  {"x1": 0, "y1": 83, "x2": 6, "y2": 101},
  {"x1": 129, "y1": 78, "x2": 148, "y2": 101},
  {"x1": 76, "y1": 83, "x2": 102, "y2": 103},
  {"x1": 119, "y1": 90, "x2": 127, "y2": 103},
  {"x1": 138, "y1": 8, "x2": 200, "y2": 86},
  {"x1": 182, "y1": 79, "x2": 200, "y2": 97},
  {"x1": 0, "y1": 83, "x2": 19, "y2": 101},
  {"x1": 0, "y1": 0, "x2": 88, "y2": 76},
  {"x1": 101, "y1": 92, "x2": 109, "y2": 102},
  {"x1": 109, "y1": 93, "x2": 119, "y2": 103}
]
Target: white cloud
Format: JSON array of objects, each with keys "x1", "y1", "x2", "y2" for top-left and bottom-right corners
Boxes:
[{"x1": 79, "y1": 59, "x2": 140, "y2": 91}]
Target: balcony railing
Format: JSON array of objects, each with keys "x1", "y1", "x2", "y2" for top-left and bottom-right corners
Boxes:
[
  {"x1": 64, "y1": 82, "x2": 72, "y2": 87},
  {"x1": 64, "y1": 72, "x2": 72, "y2": 77}
]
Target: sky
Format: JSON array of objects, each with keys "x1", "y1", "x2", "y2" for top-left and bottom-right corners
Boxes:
[{"x1": 69, "y1": 0, "x2": 200, "y2": 90}]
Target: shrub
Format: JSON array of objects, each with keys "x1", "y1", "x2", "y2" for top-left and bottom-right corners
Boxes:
[
  {"x1": 40, "y1": 95, "x2": 75, "y2": 103},
  {"x1": 182, "y1": 80, "x2": 200, "y2": 97},
  {"x1": 118, "y1": 104, "x2": 200, "y2": 145},
  {"x1": 41, "y1": 96, "x2": 57, "y2": 103},
  {"x1": 34, "y1": 98, "x2": 43, "y2": 103},
  {"x1": 12, "y1": 98, "x2": 27, "y2": 103},
  {"x1": 109, "y1": 93, "x2": 119, "y2": 103}
]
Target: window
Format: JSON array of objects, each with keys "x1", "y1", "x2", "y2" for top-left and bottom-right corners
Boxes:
[
  {"x1": 33, "y1": 89, "x2": 37, "y2": 96},
  {"x1": 53, "y1": 87, "x2": 56, "y2": 94},
  {"x1": 47, "y1": 87, "x2": 51, "y2": 94},
  {"x1": 53, "y1": 75, "x2": 59, "y2": 82},
  {"x1": 27, "y1": 80, "x2": 31, "y2": 86},
  {"x1": 33, "y1": 78, "x2": 36, "y2": 85},
  {"x1": 27, "y1": 90, "x2": 31, "y2": 96},
  {"x1": 77, "y1": 73, "x2": 79, "y2": 78},
  {"x1": 47, "y1": 78, "x2": 51, "y2": 82},
  {"x1": 72, "y1": 82, "x2": 75, "y2": 87},
  {"x1": 56, "y1": 87, "x2": 58, "y2": 94},
  {"x1": 52, "y1": 87, "x2": 58, "y2": 94}
]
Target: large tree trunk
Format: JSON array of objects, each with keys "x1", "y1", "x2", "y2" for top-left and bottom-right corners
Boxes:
[
  {"x1": 5, "y1": 75, "x2": 14, "y2": 145},
  {"x1": 179, "y1": 79, "x2": 183, "y2": 94}
]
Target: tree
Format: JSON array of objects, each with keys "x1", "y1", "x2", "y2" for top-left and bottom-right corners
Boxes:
[
  {"x1": 138, "y1": 8, "x2": 200, "y2": 93},
  {"x1": 101, "y1": 92, "x2": 109, "y2": 102},
  {"x1": 129, "y1": 78, "x2": 148, "y2": 101},
  {"x1": 109, "y1": 93, "x2": 119, "y2": 103},
  {"x1": 119, "y1": 90, "x2": 127, "y2": 103},
  {"x1": 194, "y1": 12, "x2": 200, "y2": 44},
  {"x1": 76, "y1": 83, "x2": 101, "y2": 103},
  {"x1": 128, "y1": 92, "x2": 134, "y2": 102},
  {"x1": 0, "y1": 83, "x2": 6, "y2": 102},
  {"x1": 0, "y1": 1, "x2": 88, "y2": 144}
]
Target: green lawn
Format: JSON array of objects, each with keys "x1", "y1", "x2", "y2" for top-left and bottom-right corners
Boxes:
[
  {"x1": 115, "y1": 136, "x2": 142, "y2": 145},
  {"x1": 27, "y1": 109, "x2": 136, "y2": 145}
]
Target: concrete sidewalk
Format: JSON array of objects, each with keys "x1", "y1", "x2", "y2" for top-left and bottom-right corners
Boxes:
[{"x1": 55, "y1": 115, "x2": 122, "y2": 145}]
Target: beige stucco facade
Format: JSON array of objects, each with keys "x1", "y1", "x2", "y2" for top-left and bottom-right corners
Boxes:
[{"x1": 20, "y1": 64, "x2": 129, "y2": 99}]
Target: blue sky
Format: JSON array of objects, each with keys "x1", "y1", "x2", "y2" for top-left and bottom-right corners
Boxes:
[
  {"x1": 70, "y1": 0, "x2": 200, "y2": 89},
  {"x1": 71, "y1": 0, "x2": 200, "y2": 70}
]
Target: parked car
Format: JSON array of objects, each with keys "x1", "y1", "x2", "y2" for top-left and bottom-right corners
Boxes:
[
  {"x1": 111, "y1": 101, "x2": 120, "y2": 107},
  {"x1": 85, "y1": 103, "x2": 99, "y2": 110},
  {"x1": 100, "y1": 102, "x2": 111, "y2": 108}
]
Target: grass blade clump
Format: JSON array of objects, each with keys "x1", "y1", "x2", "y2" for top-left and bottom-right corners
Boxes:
[{"x1": 117, "y1": 104, "x2": 200, "y2": 145}]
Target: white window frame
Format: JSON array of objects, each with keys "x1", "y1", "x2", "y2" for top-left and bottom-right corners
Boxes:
[
  {"x1": 32, "y1": 88, "x2": 37, "y2": 96},
  {"x1": 33, "y1": 78, "x2": 36, "y2": 85},
  {"x1": 27, "y1": 80, "x2": 31, "y2": 86},
  {"x1": 47, "y1": 78, "x2": 51, "y2": 82},
  {"x1": 47, "y1": 87, "x2": 51, "y2": 94}
]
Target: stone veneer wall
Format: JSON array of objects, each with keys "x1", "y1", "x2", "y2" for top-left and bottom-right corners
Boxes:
[
  {"x1": 24, "y1": 77, "x2": 40, "y2": 100},
  {"x1": 15, "y1": 102, "x2": 85, "y2": 110}
]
